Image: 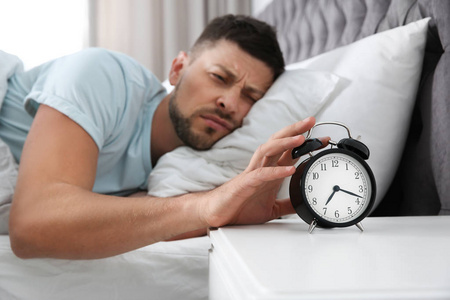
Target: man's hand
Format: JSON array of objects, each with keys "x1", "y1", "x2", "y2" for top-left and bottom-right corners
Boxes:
[{"x1": 199, "y1": 117, "x2": 327, "y2": 228}]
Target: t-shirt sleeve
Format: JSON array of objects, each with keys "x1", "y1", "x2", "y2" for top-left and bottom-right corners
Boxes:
[{"x1": 24, "y1": 48, "x2": 127, "y2": 150}]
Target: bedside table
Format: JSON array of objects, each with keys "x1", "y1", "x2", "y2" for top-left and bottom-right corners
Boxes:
[{"x1": 209, "y1": 216, "x2": 450, "y2": 299}]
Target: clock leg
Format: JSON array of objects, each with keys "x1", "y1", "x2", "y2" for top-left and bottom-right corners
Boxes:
[
  {"x1": 308, "y1": 219, "x2": 318, "y2": 234},
  {"x1": 356, "y1": 222, "x2": 364, "y2": 232}
]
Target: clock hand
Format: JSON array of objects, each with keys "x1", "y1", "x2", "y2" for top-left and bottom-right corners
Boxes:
[
  {"x1": 339, "y1": 188, "x2": 363, "y2": 198},
  {"x1": 325, "y1": 191, "x2": 335, "y2": 205},
  {"x1": 325, "y1": 185, "x2": 340, "y2": 205}
]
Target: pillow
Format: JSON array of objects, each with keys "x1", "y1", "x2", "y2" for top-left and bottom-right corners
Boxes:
[
  {"x1": 277, "y1": 18, "x2": 430, "y2": 212},
  {"x1": 147, "y1": 68, "x2": 341, "y2": 196}
]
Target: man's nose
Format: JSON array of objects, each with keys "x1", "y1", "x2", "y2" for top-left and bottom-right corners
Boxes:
[{"x1": 216, "y1": 88, "x2": 240, "y2": 112}]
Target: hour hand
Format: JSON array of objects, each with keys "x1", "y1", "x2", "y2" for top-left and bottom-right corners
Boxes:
[
  {"x1": 325, "y1": 185, "x2": 340, "y2": 205},
  {"x1": 340, "y1": 188, "x2": 363, "y2": 198},
  {"x1": 325, "y1": 191, "x2": 336, "y2": 205}
]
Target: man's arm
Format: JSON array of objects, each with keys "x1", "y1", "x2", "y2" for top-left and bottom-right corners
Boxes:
[
  {"x1": 9, "y1": 105, "x2": 211, "y2": 259},
  {"x1": 9, "y1": 104, "x2": 316, "y2": 259}
]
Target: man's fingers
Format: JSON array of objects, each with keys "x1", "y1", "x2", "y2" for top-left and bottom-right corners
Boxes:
[
  {"x1": 248, "y1": 117, "x2": 315, "y2": 168},
  {"x1": 247, "y1": 117, "x2": 319, "y2": 170},
  {"x1": 270, "y1": 116, "x2": 316, "y2": 140},
  {"x1": 258, "y1": 135, "x2": 305, "y2": 158},
  {"x1": 317, "y1": 136, "x2": 331, "y2": 150},
  {"x1": 277, "y1": 136, "x2": 331, "y2": 166},
  {"x1": 277, "y1": 149, "x2": 298, "y2": 166},
  {"x1": 249, "y1": 165, "x2": 296, "y2": 186},
  {"x1": 276, "y1": 198, "x2": 296, "y2": 217},
  {"x1": 249, "y1": 135, "x2": 305, "y2": 169}
]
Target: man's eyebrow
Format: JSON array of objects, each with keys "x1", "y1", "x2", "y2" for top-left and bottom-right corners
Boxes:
[
  {"x1": 215, "y1": 64, "x2": 266, "y2": 97},
  {"x1": 216, "y1": 64, "x2": 237, "y2": 81},
  {"x1": 243, "y1": 86, "x2": 265, "y2": 97}
]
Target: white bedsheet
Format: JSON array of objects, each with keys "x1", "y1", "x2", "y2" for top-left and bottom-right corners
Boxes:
[{"x1": 0, "y1": 235, "x2": 210, "y2": 300}]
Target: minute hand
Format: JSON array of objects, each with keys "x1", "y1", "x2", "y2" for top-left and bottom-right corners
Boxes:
[{"x1": 339, "y1": 188, "x2": 363, "y2": 198}]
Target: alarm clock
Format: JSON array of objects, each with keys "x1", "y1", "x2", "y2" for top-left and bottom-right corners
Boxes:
[{"x1": 289, "y1": 122, "x2": 376, "y2": 233}]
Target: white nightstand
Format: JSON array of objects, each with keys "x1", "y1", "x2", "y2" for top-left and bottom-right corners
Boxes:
[{"x1": 209, "y1": 216, "x2": 450, "y2": 300}]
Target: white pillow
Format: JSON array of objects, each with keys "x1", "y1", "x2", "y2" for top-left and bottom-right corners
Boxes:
[
  {"x1": 147, "y1": 68, "x2": 341, "y2": 196},
  {"x1": 278, "y1": 18, "x2": 430, "y2": 211}
]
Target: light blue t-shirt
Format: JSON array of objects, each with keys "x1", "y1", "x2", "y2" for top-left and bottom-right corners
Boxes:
[{"x1": 0, "y1": 48, "x2": 167, "y2": 195}]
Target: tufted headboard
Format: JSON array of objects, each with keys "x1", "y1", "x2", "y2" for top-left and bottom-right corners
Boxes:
[{"x1": 258, "y1": 0, "x2": 449, "y2": 216}]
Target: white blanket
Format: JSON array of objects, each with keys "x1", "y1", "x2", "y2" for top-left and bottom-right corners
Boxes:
[
  {"x1": 0, "y1": 50, "x2": 22, "y2": 234},
  {"x1": 0, "y1": 50, "x2": 23, "y2": 107},
  {"x1": 0, "y1": 235, "x2": 210, "y2": 300}
]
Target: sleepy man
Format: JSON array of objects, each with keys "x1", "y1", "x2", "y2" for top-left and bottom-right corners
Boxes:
[{"x1": 0, "y1": 14, "x2": 323, "y2": 259}]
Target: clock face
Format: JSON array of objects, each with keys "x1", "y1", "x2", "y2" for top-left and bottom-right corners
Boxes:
[{"x1": 301, "y1": 150, "x2": 374, "y2": 226}]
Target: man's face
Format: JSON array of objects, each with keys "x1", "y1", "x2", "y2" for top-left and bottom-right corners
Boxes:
[{"x1": 169, "y1": 40, "x2": 274, "y2": 150}]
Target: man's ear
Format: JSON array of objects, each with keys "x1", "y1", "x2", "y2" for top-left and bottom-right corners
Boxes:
[{"x1": 168, "y1": 51, "x2": 189, "y2": 85}]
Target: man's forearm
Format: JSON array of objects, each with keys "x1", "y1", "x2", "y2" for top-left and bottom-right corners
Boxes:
[{"x1": 9, "y1": 183, "x2": 208, "y2": 259}]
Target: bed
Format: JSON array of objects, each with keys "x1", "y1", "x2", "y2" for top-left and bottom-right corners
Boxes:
[{"x1": 0, "y1": 0, "x2": 448, "y2": 299}]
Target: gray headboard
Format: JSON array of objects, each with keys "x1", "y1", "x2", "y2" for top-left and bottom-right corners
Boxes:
[{"x1": 258, "y1": 0, "x2": 449, "y2": 216}]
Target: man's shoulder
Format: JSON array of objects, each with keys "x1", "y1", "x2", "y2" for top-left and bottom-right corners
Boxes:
[
  {"x1": 75, "y1": 48, "x2": 158, "y2": 81},
  {"x1": 70, "y1": 48, "x2": 130, "y2": 68},
  {"x1": 61, "y1": 48, "x2": 138, "y2": 70}
]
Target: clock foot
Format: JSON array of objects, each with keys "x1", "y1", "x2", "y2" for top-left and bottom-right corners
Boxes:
[
  {"x1": 356, "y1": 222, "x2": 364, "y2": 232},
  {"x1": 308, "y1": 219, "x2": 317, "y2": 234}
]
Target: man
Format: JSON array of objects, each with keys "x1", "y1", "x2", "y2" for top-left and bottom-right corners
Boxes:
[{"x1": 0, "y1": 15, "x2": 320, "y2": 259}]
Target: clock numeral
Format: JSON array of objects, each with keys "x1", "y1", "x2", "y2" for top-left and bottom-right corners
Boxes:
[
  {"x1": 321, "y1": 163, "x2": 327, "y2": 171},
  {"x1": 359, "y1": 185, "x2": 364, "y2": 193},
  {"x1": 355, "y1": 172, "x2": 360, "y2": 179},
  {"x1": 334, "y1": 210, "x2": 340, "y2": 218},
  {"x1": 355, "y1": 198, "x2": 360, "y2": 205},
  {"x1": 348, "y1": 207, "x2": 352, "y2": 214},
  {"x1": 312, "y1": 197, "x2": 317, "y2": 205},
  {"x1": 323, "y1": 207, "x2": 327, "y2": 215},
  {"x1": 308, "y1": 185, "x2": 313, "y2": 193},
  {"x1": 332, "y1": 160, "x2": 339, "y2": 168},
  {"x1": 346, "y1": 163, "x2": 349, "y2": 171},
  {"x1": 312, "y1": 172, "x2": 319, "y2": 180}
]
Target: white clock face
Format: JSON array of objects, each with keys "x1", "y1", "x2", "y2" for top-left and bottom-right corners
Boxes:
[{"x1": 303, "y1": 152, "x2": 372, "y2": 224}]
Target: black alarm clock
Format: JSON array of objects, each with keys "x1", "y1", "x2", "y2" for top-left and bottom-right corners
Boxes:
[{"x1": 289, "y1": 122, "x2": 376, "y2": 233}]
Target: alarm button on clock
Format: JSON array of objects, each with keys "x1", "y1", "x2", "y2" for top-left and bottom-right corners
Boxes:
[
  {"x1": 292, "y1": 138, "x2": 323, "y2": 159},
  {"x1": 337, "y1": 138, "x2": 370, "y2": 160}
]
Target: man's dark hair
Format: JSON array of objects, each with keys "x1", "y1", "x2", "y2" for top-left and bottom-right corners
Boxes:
[{"x1": 191, "y1": 14, "x2": 285, "y2": 81}]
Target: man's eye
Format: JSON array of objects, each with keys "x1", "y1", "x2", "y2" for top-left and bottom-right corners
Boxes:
[
  {"x1": 212, "y1": 73, "x2": 226, "y2": 83},
  {"x1": 244, "y1": 93, "x2": 258, "y2": 103}
]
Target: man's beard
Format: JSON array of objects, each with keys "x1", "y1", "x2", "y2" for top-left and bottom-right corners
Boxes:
[{"x1": 168, "y1": 85, "x2": 235, "y2": 151}]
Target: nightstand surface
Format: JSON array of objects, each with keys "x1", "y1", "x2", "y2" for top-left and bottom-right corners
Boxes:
[{"x1": 209, "y1": 216, "x2": 450, "y2": 300}]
